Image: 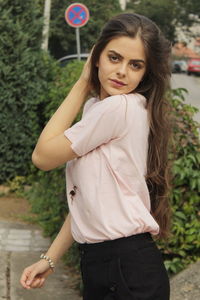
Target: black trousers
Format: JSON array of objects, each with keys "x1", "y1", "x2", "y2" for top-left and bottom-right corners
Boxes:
[{"x1": 78, "y1": 233, "x2": 170, "y2": 300}]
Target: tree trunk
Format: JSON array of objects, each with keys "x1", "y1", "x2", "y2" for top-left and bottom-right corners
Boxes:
[{"x1": 41, "y1": 0, "x2": 51, "y2": 51}]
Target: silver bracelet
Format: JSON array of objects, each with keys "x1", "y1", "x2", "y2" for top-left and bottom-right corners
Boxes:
[{"x1": 40, "y1": 253, "x2": 55, "y2": 271}]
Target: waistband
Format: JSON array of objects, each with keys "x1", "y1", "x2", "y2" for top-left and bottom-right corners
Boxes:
[{"x1": 78, "y1": 232, "x2": 153, "y2": 254}]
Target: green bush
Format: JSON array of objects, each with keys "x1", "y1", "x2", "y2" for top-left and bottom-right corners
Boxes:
[
  {"x1": 158, "y1": 88, "x2": 200, "y2": 274},
  {"x1": 26, "y1": 62, "x2": 200, "y2": 277},
  {"x1": 7, "y1": 176, "x2": 27, "y2": 197},
  {"x1": 44, "y1": 60, "x2": 84, "y2": 122},
  {"x1": 0, "y1": 0, "x2": 57, "y2": 183},
  {"x1": 27, "y1": 168, "x2": 67, "y2": 236}
]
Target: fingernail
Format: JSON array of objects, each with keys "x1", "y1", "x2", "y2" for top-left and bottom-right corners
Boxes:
[{"x1": 27, "y1": 281, "x2": 31, "y2": 285}]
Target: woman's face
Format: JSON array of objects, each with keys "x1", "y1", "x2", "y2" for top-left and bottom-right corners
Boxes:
[{"x1": 97, "y1": 36, "x2": 146, "y2": 100}]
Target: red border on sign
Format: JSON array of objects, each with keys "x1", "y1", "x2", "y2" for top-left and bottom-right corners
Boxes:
[{"x1": 65, "y1": 3, "x2": 90, "y2": 28}]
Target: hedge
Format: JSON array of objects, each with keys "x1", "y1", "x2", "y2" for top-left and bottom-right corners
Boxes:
[{"x1": 0, "y1": 0, "x2": 57, "y2": 183}]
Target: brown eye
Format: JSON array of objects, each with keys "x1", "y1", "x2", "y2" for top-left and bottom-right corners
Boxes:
[
  {"x1": 108, "y1": 54, "x2": 119, "y2": 62},
  {"x1": 131, "y1": 62, "x2": 142, "y2": 70}
]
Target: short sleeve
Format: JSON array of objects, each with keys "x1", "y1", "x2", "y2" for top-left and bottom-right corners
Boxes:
[
  {"x1": 64, "y1": 95, "x2": 127, "y2": 156},
  {"x1": 82, "y1": 97, "x2": 97, "y2": 116}
]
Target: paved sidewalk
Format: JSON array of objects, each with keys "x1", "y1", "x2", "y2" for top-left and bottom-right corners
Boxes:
[
  {"x1": 0, "y1": 219, "x2": 199, "y2": 300},
  {"x1": 170, "y1": 260, "x2": 200, "y2": 300},
  {"x1": 0, "y1": 220, "x2": 81, "y2": 300}
]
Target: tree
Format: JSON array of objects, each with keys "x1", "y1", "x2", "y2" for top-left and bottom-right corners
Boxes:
[
  {"x1": 48, "y1": 0, "x2": 122, "y2": 58},
  {"x1": 176, "y1": 0, "x2": 200, "y2": 23},
  {"x1": 41, "y1": 0, "x2": 52, "y2": 51},
  {"x1": 126, "y1": 0, "x2": 200, "y2": 42},
  {"x1": 0, "y1": 0, "x2": 56, "y2": 182},
  {"x1": 126, "y1": 0, "x2": 178, "y2": 41}
]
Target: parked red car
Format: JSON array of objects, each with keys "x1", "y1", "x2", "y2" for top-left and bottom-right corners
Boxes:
[{"x1": 187, "y1": 59, "x2": 200, "y2": 75}]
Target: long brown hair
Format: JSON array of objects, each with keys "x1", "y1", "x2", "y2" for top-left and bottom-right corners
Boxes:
[{"x1": 89, "y1": 13, "x2": 172, "y2": 239}]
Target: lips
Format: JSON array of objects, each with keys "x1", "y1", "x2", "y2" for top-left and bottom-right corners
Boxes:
[{"x1": 110, "y1": 79, "x2": 127, "y2": 87}]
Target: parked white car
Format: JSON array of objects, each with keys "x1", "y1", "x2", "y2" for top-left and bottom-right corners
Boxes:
[
  {"x1": 58, "y1": 53, "x2": 89, "y2": 67},
  {"x1": 172, "y1": 60, "x2": 188, "y2": 73}
]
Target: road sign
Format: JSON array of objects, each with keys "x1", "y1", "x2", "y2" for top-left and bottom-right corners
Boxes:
[{"x1": 65, "y1": 3, "x2": 90, "y2": 28}]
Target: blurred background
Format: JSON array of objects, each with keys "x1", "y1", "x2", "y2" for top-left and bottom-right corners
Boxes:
[{"x1": 0, "y1": 1, "x2": 199, "y2": 297}]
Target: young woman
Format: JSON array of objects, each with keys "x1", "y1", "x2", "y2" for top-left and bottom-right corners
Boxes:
[{"x1": 20, "y1": 13, "x2": 172, "y2": 300}]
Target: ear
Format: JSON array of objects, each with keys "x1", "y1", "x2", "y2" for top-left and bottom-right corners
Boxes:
[{"x1": 96, "y1": 61, "x2": 99, "y2": 67}]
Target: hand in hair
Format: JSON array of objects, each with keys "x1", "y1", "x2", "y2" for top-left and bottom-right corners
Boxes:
[{"x1": 79, "y1": 46, "x2": 95, "y2": 90}]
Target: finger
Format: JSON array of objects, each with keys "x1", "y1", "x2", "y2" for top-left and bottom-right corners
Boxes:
[
  {"x1": 20, "y1": 278, "x2": 31, "y2": 290},
  {"x1": 26, "y1": 270, "x2": 38, "y2": 287},
  {"x1": 85, "y1": 45, "x2": 95, "y2": 65},
  {"x1": 20, "y1": 279, "x2": 30, "y2": 289},
  {"x1": 20, "y1": 270, "x2": 31, "y2": 289},
  {"x1": 30, "y1": 277, "x2": 43, "y2": 289},
  {"x1": 89, "y1": 45, "x2": 95, "y2": 56},
  {"x1": 38, "y1": 278, "x2": 45, "y2": 288},
  {"x1": 20, "y1": 275, "x2": 27, "y2": 288}
]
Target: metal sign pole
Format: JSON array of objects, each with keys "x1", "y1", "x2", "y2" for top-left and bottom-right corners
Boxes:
[{"x1": 76, "y1": 28, "x2": 81, "y2": 61}]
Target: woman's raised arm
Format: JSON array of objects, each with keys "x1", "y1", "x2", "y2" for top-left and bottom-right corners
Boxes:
[{"x1": 32, "y1": 52, "x2": 93, "y2": 171}]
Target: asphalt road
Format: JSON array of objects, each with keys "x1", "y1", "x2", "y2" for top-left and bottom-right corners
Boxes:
[{"x1": 171, "y1": 73, "x2": 200, "y2": 123}]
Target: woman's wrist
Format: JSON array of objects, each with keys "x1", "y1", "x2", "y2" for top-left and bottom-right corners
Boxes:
[
  {"x1": 39, "y1": 215, "x2": 74, "y2": 268},
  {"x1": 40, "y1": 253, "x2": 55, "y2": 272}
]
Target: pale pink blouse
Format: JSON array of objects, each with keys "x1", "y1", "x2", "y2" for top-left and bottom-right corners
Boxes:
[{"x1": 64, "y1": 93, "x2": 159, "y2": 244}]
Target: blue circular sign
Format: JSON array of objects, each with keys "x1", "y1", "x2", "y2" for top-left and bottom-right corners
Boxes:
[{"x1": 65, "y1": 3, "x2": 90, "y2": 28}]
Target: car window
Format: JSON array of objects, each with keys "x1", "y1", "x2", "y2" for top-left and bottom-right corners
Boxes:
[{"x1": 191, "y1": 60, "x2": 200, "y2": 65}]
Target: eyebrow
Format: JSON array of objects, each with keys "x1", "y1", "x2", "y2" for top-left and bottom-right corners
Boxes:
[{"x1": 108, "y1": 50, "x2": 146, "y2": 64}]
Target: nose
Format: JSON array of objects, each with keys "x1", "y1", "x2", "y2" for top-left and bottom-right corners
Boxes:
[{"x1": 116, "y1": 62, "x2": 127, "y2": 78}]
